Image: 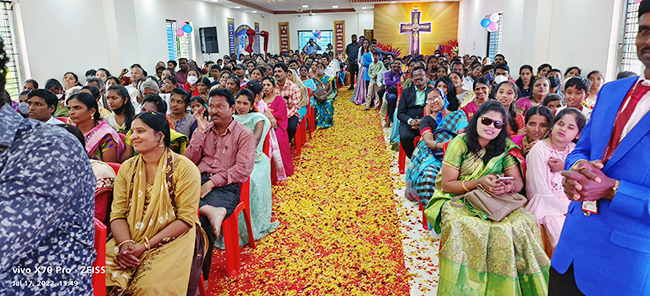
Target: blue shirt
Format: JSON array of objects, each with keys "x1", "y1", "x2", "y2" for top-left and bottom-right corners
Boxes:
[
  {"x1": 304, "y1": 44, "x2": 319, "y2": 55},
  {"x1": 0, "y1": 104, "x2": 96, "y2": 295}
]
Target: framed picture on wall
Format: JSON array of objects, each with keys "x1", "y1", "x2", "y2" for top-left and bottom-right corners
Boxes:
[{"x1": 298, "y1": 30, "x2": 333, "y2": 54}]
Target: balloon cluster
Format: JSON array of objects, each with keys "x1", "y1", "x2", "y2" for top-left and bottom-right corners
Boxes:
[
  {"x1": 175, "y1": 21, "x2": 193, "y2": 37},
  {"x1": 311, "y1": 29, "x2": 322, "y2": 40},
  {"x1": 480, "y1": 13, "x2": 500, "y2": 33}
]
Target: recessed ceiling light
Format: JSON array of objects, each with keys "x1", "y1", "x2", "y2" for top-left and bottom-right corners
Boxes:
[
  {"x1": 332, "y1": 5, "x2": 338, "y2": 8},
  {"x1": 302, "y1": 4, "x2": 309, "y2": 7},
  {"x1": 235, "y1": 6, "x2": 241, "y2": 8},
  {"x1": 362, "y1": 6, "x2": 367, "y2": 9},
  {"x1": 211, "y1": 0, "x2": 218, "y2": 2},
  {"x1": 390, "y1": 1, "x2": 396, "y2": 3},
  {"x1": 364, "y1": 11, "x2": 368, "y2": 13},
  {"x1": 252, "y1": 10, "x2": 257, "y2": 13}
]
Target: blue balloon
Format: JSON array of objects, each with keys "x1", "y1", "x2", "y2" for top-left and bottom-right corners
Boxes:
[
  {"x1": 480, "y1": 18, "x2": 491, "y2": 28},
  {"x1": 182, "y1": 24, "x2": 193, "y2": 33}
]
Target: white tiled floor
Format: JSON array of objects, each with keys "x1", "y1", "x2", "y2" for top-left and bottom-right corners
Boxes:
[{"x1": 381, "y1": 123, "x2": 441, "y2": 296}]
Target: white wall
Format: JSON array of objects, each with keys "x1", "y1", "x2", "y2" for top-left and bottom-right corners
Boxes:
[
  {"x1": 458, "y1": 0, "x2": 625, "y2": 80},
  {"x1": 16, "y1": 0, "x2": 267, "y2": 84},
  {"x1": 266, "y1": 12, "x2": 373, "y2": 53}
]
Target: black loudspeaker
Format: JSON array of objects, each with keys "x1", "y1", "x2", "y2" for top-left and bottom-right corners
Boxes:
[{"x1": 199, "y1": 27, "x2": 219, "y2": 54}]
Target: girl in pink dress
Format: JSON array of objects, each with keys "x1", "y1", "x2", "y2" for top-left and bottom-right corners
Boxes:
[{"x1": 525, "y1": 108, "x2": 587, "y2": 249}]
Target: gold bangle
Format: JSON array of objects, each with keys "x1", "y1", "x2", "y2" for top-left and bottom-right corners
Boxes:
[
  {"x1": 117, "y1": 240, "x2": 135, "y2": 249},
  {"x1": 461, "y1": 180, "x2": 470, "y2": 192},
  {"x1": 144, "y1": 237, "x2": 151, "y2": 250}
]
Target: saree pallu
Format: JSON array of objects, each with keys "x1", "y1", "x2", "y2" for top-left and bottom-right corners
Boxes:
[
  {"x1": 351, "y1": 66, "x2": 367, "y2": 105},
  {"x1": 424, "y1": 135, "x2": 549, "y2": 296},
  {"x1": 232, "y1": 113, "x2": 278, "y2": 246},
  {"x1": 106, "y1": 149, "x2": 206, "y2": 295},
  {"x1": 80, "y1": 120, "x2": 124, "y2": 161},
  {"x1": 256, "y1": 101, "x2": 287, "y2": 182},
  {"x1": 405, "y1": 110, "x2": 468, "y2": 203}
]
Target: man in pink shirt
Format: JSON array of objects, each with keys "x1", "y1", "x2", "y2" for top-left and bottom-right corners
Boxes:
[
  {"x1": 184, "y1": 87, "x2": 255, "y2": 282},
  {"x1": 273, "y1": 63, "x2": 302, "y2": 142}
]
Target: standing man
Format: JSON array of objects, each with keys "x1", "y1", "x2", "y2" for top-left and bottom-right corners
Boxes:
[
  {"x1": 397, "y1": 66, "x2": 431, "y2": 158},
  {"x1": 362, "y1": 41, "x2": 381, "y2": 93},
  {"x1": 551, "y1": 1, "x2": 650, "y2": 295},
  {"x1": 383, "y1": 59, "x2": 403, "y2": 128},
  {"x1": 274, "y1": 63, "x2": 302, "y2": 142},
  {"x1": 175, "y1": 58, "x2": 189, "y2": 84},
  {"x1": 345, "y1": 34, "x2": 360, "y2": 90}
]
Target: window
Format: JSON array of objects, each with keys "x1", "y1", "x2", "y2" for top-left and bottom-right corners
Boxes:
[
  {"x1": 0, "y1": 1, "x2": 22, "y2": 99},
  {"x1": 297, "y1": 31, "x2": 333, "y2": 54},
  {"x1": 486, "y1": 12, "x2": 503, "y2": 62},
  {"x1": 166, "y1": 20, "x2": 194, "y2": 62},
  {"x1": 618, "y1": 0, "x2": 643, "y2": 75}
]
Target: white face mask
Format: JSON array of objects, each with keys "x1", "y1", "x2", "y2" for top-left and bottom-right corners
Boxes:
[
  {"x1": 317, "y1": 70, "x2": 324, "y2": 75},
  {"x1": 187, "y1": 76, "x2": 198, "y2": 85},
  {"x1": 494, "y1": 75, "x2": 508, "y2": 85},
  {"x1": 56, "y1": 94, "x2": 63, "y2": 100},
  {"x1": 19, "y1": 102, "x2": 29, "y2": 115}
]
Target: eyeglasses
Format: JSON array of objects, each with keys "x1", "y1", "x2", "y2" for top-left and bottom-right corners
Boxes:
[
  {"x1": 480, "y1": 117, "x2": 505, "y2": 129},
  {"x1": 426, "y1": 97, "x2": 442, "y2": 103}
]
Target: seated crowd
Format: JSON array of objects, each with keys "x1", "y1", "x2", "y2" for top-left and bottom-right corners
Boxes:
[
  {"x1": 5, "y1": 48, "x2": 343, "y2": 294},
  {"x1": 1, "y1": 31, "x2": 635, "y2": 295},
  {"x1": 374, "y1": 49, "x2": 618, "y2": 293}
]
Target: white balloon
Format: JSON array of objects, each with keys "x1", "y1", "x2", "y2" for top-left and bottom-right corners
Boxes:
[{"x1": 489, "y1": 13, "x2": 500, "y2": 23}]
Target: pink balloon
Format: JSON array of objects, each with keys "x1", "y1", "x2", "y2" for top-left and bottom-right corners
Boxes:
[
  {"x1": 176, "y1": 28, "x2": 185, "y2": 37},
  {"x1": 635, "y1": 0, "x2": 642, "y2": 3},
  {"x1": 487, "y1": 22, "x2": 499, "y2": 32}
]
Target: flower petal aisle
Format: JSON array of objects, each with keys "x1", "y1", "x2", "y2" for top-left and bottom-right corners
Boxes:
[{"x1": 207, "y1": 89, "x2": 412, "y2": 295}]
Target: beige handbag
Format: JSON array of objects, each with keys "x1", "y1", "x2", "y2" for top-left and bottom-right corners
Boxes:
[{"x1": 450, "y1": 184, "x2": 527, "y2": 222}]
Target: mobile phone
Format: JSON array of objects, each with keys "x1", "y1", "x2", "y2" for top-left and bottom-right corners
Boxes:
[{"x1": 498, "y1": 176, "x2": 514, "y2": 181}]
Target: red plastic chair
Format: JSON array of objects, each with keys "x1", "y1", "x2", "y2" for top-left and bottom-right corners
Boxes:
[
  {"x1": 308, "y1": 101, "x2": 315, "y2": 137},
  {"x1": 223, "y1": 177, "x2": 256, "y2": 276},
  {"x1": 262, "y1": 134, "x2": 270, "y2": 158},
  {"x1": 398, "y1": 136, "x2": 420, "y2": 174},
  {"x1": 106, "y1": 162, "x2": 121, "y2": 175},
  {"x1": 93, "y1": 218, "x2": 107, "y2": 296},
  {"x1": 56, "y1": 117, "x2": 69, "y2": 123}
]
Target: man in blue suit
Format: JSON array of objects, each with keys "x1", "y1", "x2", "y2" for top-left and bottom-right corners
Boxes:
[{"x1": 550, "y1": 1, "x2": 650, "y2": 295}]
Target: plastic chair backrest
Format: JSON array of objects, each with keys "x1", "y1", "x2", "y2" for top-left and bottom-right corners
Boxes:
[
  {"x1": 263, "y1": 134, "x2": 270, "y2": 158},
  {"x1": 93, "y1": 218, "x2": 107, "y2": 296},
  {"x1": 240, "y1": 177, "x2": 251, "y2": 210},
  {"x1": 106, "y1": 162, "x2": 121, "y2": 175},
  {"x1": 56, "y1": 117, "x2": 69, "y2": 123},
  {"x1": 118, "y1": 133, "x2": 126, "y2": 142}
]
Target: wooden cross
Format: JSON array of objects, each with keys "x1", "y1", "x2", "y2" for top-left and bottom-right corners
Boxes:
[{"x1": 399, "y1": 8, "x2": 432, "y2": 56}]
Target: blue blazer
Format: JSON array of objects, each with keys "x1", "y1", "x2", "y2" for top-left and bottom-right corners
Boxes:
[{"x1": 553, "y1": 76, "x2": 650, "y2": 295}]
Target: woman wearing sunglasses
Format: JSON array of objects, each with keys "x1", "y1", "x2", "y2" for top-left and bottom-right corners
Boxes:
[{"x1": 425, "y1": 101, "x2": 550, "y2": 295}]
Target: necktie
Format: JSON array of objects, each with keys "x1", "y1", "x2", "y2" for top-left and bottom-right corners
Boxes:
[{"x1": 603, "y1": 82, "x2": 650, "y2": 162}]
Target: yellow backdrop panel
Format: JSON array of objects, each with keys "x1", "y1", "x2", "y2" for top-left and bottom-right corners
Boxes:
[{"x1": 374, "y1": 2, "x2": 459, "y2": 56}]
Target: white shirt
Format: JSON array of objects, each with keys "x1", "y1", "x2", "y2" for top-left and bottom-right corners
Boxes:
[
  {"x1": 376, "y1": 67, "x2": 389, "y2": 87},
  {"x1": 125, "y1": 85, "x2": 141, "y2": 114},
  {"x1": 556, "y1": 105, "x2": 591, "y2": 122},
  {"x1": 45, "y1": 116, "x2": 65, "y2": 125},
  {"x1": 620, "y1": 76, "x2": 650, "y2": 141}
]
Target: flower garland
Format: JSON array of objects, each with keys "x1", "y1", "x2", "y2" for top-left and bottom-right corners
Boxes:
[{"x1": 207, "y1": 90, "x2": 412, "y2": 295}]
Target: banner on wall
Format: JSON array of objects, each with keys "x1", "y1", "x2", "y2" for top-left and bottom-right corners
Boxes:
[
  {"x1": 255, "y1": 22, "x2": 260, "y2": 54},
  {"x1": 235, "y1": 25, "x2": 252, "y2": 59},
  {"x1": 334, "y1": 20, "x2": 345, "y2": 55},
  {"x1": 227, "y1": 18, "x2": 235, "y2": 57},
  {"x1": 374, "y1": 2, "x2": 458, "y2": 56},
  {"x1": 279, "y1": 22, "x2": 289, "y2": 53}
]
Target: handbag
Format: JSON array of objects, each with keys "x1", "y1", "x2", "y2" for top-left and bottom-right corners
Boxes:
[{"x1": 450, "y1": 183, "x2": 527, "y2": 222}]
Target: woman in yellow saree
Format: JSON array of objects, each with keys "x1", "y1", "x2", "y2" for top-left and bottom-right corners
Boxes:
[
  {"x1": 107, "y1": 111, "x2": 207, "y2": 295},
  {"x1": 425, "y1": 101, "x2": 549, "y2": 295}
]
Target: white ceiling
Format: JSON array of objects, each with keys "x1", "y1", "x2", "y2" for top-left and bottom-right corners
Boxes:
[{"x1": 240, "y1": 0, "x2": 355, "y2": 11}]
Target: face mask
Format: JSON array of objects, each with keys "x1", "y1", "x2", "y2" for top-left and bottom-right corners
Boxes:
[
  {"x1": 317, "y1": 70, "x2": 324, "y2": 75},
  {"x1": 494, "y1": 75, "x2": 508, "y2": 85},
  {"x1": 19, "y1": 102, "x2": 29, "y2": 115},
  {"x1": 56, "y1": 94, "x2": 63, "y2": 100},
  {"x1": 548, "y1": 76, "x2": 561, "y2": 89},
  {"x1": 187, "y1": 76, "x2": 198, "y2": 85},
  {"x1": 484, "y1": 72, "x2": 494, "y2": 82}
]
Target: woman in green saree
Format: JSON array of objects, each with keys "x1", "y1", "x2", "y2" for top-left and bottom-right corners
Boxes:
[
  {"x1": 232, "y1": 88, "x2": 278, "y2": 246},
  {"x1": 424, "y1": 101, "x2": 550, "y2": 295}
]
